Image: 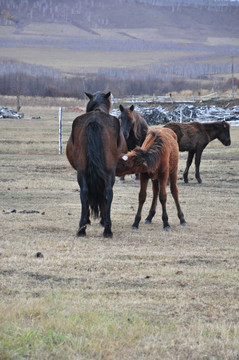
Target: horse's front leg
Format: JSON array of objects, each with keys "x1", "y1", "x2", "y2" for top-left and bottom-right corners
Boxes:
[
  {"x1": 132, "y1": 173, "x2": 149, "y2": 229},
  {"x1": 195, "y1": 148, "x2": 204, "y2": 183},
  {"x1": 103, "y1": 171, "x2": 115, "y2": 238},
  {"x1": 159, "y1": 173, "x2": 170, "y2": 231},
  {"x1": 144, "y1": 179, "x2": 159, "y2": 224},
  {"x1": 77, "y1": 172, "x2": 88, "y2": 236},
  {"x1": 169, "y1": 171, "x2": 187, "y2": 226},
  {"x1": 183, "y1": 151, "x2": 194, "y2": 183}
]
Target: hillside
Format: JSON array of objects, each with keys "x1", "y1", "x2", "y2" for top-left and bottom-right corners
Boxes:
[
  {"x1": 0, "y1": 0, "x2": 239, "y2": 97},
  {"x1": 1, "y1": 0, "x2": 239, "y2": 45}
]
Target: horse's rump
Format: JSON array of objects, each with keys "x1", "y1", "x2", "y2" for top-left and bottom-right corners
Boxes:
[{"x1": 72, "y1": 112, "x2": 123, "y2": 217}]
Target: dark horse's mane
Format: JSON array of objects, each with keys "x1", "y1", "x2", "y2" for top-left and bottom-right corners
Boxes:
[{"x1": 135, "y1": 130, "x2": 164, "y2": 171}]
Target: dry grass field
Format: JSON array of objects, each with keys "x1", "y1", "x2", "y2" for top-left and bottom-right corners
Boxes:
[
  {"x1": 0, "y1": 103, "x2": 239, "y2": 360},
  {"x1": 1, "y1": 21, "x2": 239, "y2": 77}
]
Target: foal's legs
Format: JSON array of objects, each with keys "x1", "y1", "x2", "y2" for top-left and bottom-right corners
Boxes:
[
  {"x1": 183, "y1": 151, "x2": 194, "y2": 183},
  {"x1": 169, "y1": 171, "x2": 187, "y2": 226},
  {"x1": 144, "y1": 179, "x2": 159, "y2": 224},
  {"x1": 158, "y1": 173, "x2": 171, "y2": 231},
  {"x1": 132, "y1": 173, "x2": 149, "y2": 229},
  {"x1": 77, "y1": 172, "x2": 88, "y2": 236}
]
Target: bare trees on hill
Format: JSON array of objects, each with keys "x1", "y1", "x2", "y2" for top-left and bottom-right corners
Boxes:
[
  {"x1": 0, "y1": 0, "x2": 238, "y2": 27},
  {"x1": 0, "y1": 59, "x2": 237, "y2": 98}
]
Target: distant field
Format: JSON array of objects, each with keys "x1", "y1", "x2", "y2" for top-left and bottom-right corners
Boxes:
[
  {"x1": 0, "y1": 46, "x2": 195, "y2": 74},
  {"x1": 0, "y1": 105, "x2": 239, "y2": 359},
  {"x1": 1, "y1": 23, "x2": 239, "y2": 78}
]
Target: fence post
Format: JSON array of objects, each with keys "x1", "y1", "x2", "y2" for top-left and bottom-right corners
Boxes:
[
  {"x1": 180, "y1": 107, "x2": 183, "y2": 123},
  {"x1": 59, "y1": 107, "x2": 62, "y2": 155}
]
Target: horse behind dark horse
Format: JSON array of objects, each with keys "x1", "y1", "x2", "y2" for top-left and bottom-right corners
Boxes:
[
  {"x1": 66, "y1": 91, "x2": 127, "y2": 237},
  {"x1": 164, "y1": 120, "x2": 231, "y2": 183},
  {"x1": 116, "y1": 127, "x2": 187, "y2": 231},
  {"x1": 118, "y1": 104, "x2": 148, "y2": 182}
]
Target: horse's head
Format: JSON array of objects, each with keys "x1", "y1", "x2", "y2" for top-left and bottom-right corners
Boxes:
[
  {"x1": 218, "y1": 121, "x2": 231, "y2": 146},
  {"x1": 85, "y1": 91, "x2": 112, "y2": 113},
  {"x1": 116, "y1": 148, "x2": 146, "y2": 177},
  {"x1": 119, "y1": 104, "x2": 136, "y2": 141}
]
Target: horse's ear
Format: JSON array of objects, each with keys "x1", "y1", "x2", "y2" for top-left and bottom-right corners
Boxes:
[
  {"x1": 85, "y1": 92, "x2": 93, "y2": 99},
  {"x1": 119, "y1": 104, "x2": 124, "y2": 112},
  {"x1": 130, "y1": 105, "x2": 134, "y2": 112},
  {"x1": 105, "y1": 92, "x2": 111, "y2": 99}
]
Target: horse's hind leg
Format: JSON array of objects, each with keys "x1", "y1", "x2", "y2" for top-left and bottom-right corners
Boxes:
[
  {"x1": 77, "y1": 172, "x2": 88, "y2": 236},
  {"x1": 195, "y1": 148, "x2": 203, "y2": 183},
  {"x1": 132, "y1": 173, "x2": 149, "y2": 229},
  {"x1": 159, "y1": 174, "x2": 170, "y2": 231},
  {"x1": 103, "y1": 172, "x2": 114, "y2": 238},
  {"x1": 184, "y1": 151, "x2": 194, "y2": 183},
  {"x1": 144, "y1": 179, "x2": 159, "y2": 224},
  {"x1": 170, "y1": 171, "x2": 187, "y2": 226}
]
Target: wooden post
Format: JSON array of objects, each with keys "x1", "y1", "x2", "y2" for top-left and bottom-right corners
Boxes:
[
  {"x1": 180, "y1": 107, "x2": 183, "y2": 123},
  {"x1": 59, "y1": 107, "x2": 62, "y2": 155}
]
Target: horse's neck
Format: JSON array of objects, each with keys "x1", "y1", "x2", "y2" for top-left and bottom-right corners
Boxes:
[
  {"x1": 203, "y1": 123, "x2": 219, "y2": 141},
  {"x1": 94, "y1": 105, "x2": 110, "y2": 114}
]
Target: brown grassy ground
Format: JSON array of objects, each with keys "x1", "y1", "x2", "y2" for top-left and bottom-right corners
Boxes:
[{"x1": 0, "y1": 104, "x2": 239, "y2": 360}]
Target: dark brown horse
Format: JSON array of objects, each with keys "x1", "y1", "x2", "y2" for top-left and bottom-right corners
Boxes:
[
  {"x1": 116, "y1": 127, "x2": 187, "y2": 231},
  {"x1": 66, "y1": 91, "x2": 127, "y2": 237},
  {"x1": 164, "y1": 120, "x2": 231, "y2": 183},
  {"x1": 118, "y1": 104, "x2": 148, "y2": 182}
]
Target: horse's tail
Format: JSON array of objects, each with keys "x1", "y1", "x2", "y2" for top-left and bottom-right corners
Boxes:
[{"x1": 86, "y1": 120, "x2": 106, "y2": 218}]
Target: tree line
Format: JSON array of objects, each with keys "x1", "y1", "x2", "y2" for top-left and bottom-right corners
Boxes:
[{"x1": 0, "y1": 69, "x2": 237, "y2": 99}]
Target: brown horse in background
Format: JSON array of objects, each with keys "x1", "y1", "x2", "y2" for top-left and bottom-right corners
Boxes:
[
  {"x1": 116, "y1": 127, "x2": 187, "y2": 231},
  {"x1": 118, "y1": 104, "x2": 148, "y2": 182},
  {"x1": 66, "y1": 91, "x2": 127, "y2": 237},
  {"x1": 164, "y1": 120, "x2": 231, "y2": 183}
]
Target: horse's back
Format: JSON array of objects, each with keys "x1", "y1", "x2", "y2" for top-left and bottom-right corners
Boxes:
[
  {"x1": 151, "y1": 127, "x2": 179, "y2": 173},
  {"x1": 164, "y1": 122, "x2": 207, "y2": 151},
  {"x1": 68, "y1": 111, "x2": 126, "y2": 171}
]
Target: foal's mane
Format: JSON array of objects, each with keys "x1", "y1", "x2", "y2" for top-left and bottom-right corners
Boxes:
[{"x1": 135, "y1": 130, "x2": 163, "y2": 171}]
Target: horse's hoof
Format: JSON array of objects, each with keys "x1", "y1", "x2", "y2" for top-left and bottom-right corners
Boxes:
[
  {"x1": 197, "y1": 179, "x2": 202, "y2": 184},
  {"x1": 103, "y1": 231, "x2": 113, "y2": 238},
  {"x1": 131, "y1": 225, "x2": 138, "y2": 230},
  {"x1": 181, "y1": 221, "x2": 187, "y2": 227},
  {"x1": 76, "y1": 225, "x2": 87, "y2": 236},
  {"x1": 144, "y1": 219, "x2": 152, "y2": 224},
  {"x1": 164, "y1": 226, "x2": 171, "y2": 232}
]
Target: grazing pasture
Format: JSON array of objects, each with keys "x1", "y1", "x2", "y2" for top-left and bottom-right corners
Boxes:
[{"x1": 0, "y1": 106, "x2": 239, "y2": 360}]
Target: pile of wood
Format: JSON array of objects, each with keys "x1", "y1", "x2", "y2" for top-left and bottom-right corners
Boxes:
[
  {"x1": 111, "y1": 104, "x2": 239, "y2": 125},
  {"x1": 0, "y1": 106, "x2": 23, "y2": 119}
]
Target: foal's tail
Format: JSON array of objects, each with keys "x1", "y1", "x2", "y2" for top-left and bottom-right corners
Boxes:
[{"x1": 86, "y1": 120, "x2": 106, "y2": 218}]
